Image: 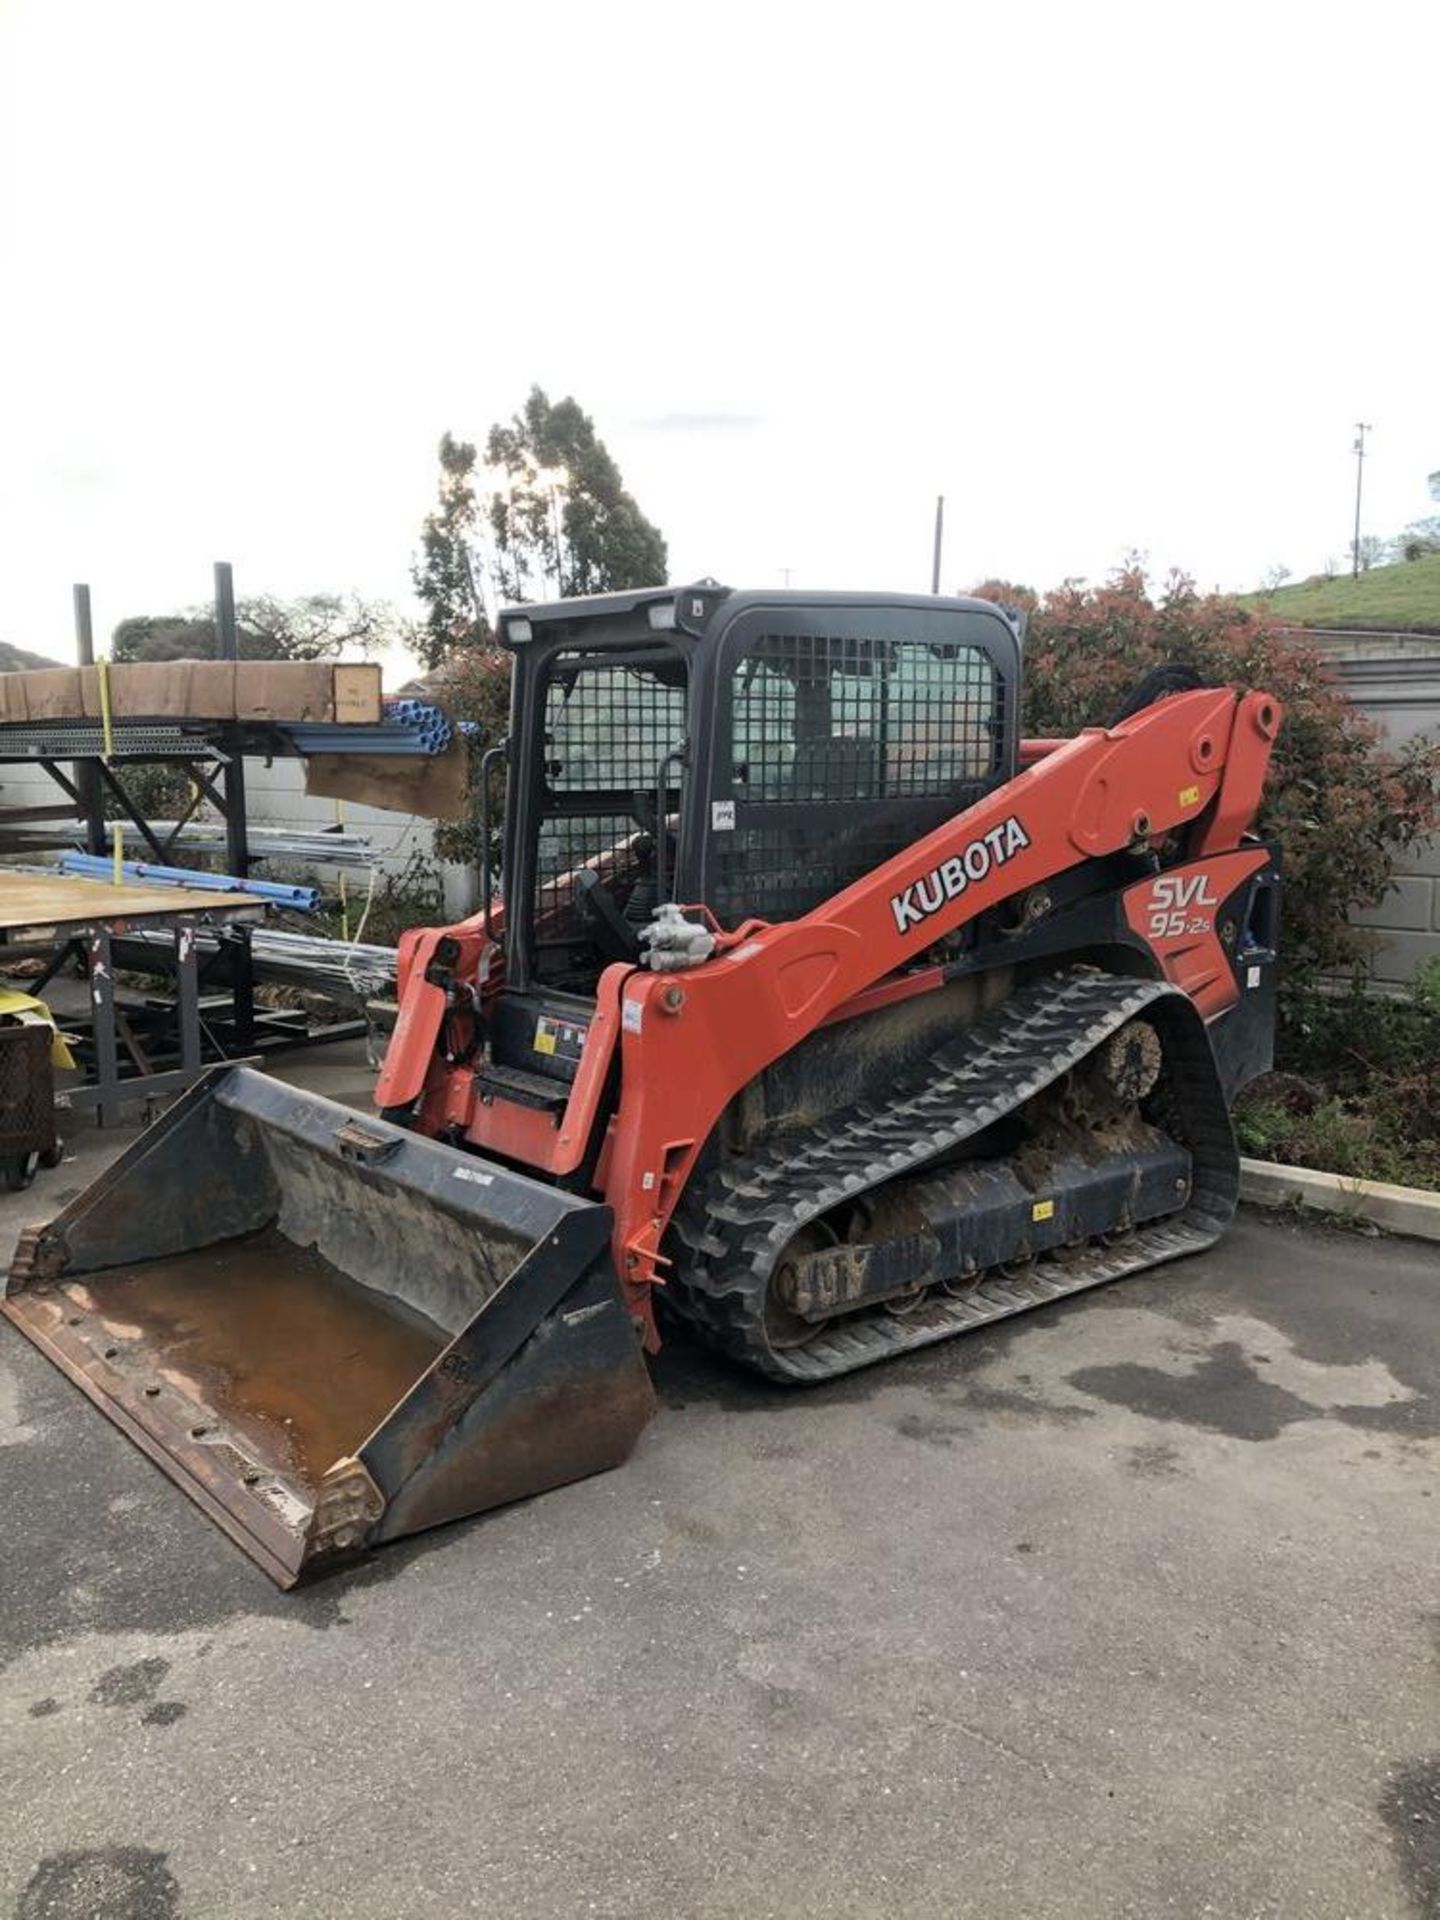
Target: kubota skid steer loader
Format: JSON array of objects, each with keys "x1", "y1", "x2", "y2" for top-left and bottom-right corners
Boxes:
[{"x1": 3, "y1": 586, "x2": 1282, "y2": 1583}]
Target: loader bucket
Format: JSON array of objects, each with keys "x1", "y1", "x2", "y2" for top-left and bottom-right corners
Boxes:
[{"x1": 2, "y1": 1067, "x2": 656, "y2": 1586}]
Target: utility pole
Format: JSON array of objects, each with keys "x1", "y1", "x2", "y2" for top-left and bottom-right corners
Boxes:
[
  {"x1": 1351, "y1": 422, "x2": 1373, "y2": 578},
  {"x1": 931, "y1": 495, "x2": 945, "y2": 595},
  {"x1": 71, "y1": 585, "x2": 107, "y2": 854}
]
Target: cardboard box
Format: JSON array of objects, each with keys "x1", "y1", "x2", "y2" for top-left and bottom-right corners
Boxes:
[
  {"x1": 333, "y1": 664, "x2": 383, "y2": 725},
  {"x1": 104, "y1": 661, "x2": 238, "y2": 719},
  {"x1": 80, "y1": 660, "x2": 235, "y2": 721},
  {"x1": 6, "y1": 658, "x2": 386, "y2": 728},
  {"x1": 233, "y1": 661, "x2": 335, "y2": 723},
  {"x1": 22, "y1": 670, "x2": 84, "y2": 721},
  {"x1": 304, "y1": 739, "x2": 469, "y2": 820}
]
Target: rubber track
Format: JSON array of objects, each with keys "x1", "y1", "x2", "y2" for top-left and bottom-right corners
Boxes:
[{"x1": 668, "y1": 967, "x2": 1238, "y2": 1382}]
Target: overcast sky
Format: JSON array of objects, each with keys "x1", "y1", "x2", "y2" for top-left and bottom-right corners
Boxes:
[{"x1": 1, "y1": 0, "x2": 1436, "y2": 669}]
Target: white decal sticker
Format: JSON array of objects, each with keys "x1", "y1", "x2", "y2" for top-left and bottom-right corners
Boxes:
[
  {"x1": 1247, "y1": 964, "x2": 1262, "y2": 988},
  {"x1": 642, "y1": 1171, "x2": 656, "y2": 1191},
  {"x1": 890, "y1": 815, "x2": 1031, "y2": 935},
  {"x1": 622, "y1": 999, "x2": 643, "y2": 1034},
  {"x1": 711, "y1": 799, "x2": 736, "y2": 831},
  {"x1": 1144, "y1": 870, "x2": 1220, "y2": 940},
  {"x1": 452, "y1": 1166, "x2": 494, "y2": 1185}
]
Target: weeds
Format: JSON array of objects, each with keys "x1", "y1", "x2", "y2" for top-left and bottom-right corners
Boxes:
[
  {"x1": 1235, "y1": 973, "x2": 1440, "y2": 1189},
  {"x1": 304, "y1": 849, "x2": 447, "y2": 951}
]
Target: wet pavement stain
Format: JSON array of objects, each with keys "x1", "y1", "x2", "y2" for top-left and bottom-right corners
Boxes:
[
  {"x1": 1068, "y1": 1340, "x2": 1319, "y2": 1441},
  {"x1": 17, "y1": 1847, "x2": 179, "y2": 1920},
  {"x1": 26, "y1": 1697, "x2": 58, "y2": 1718},
  {"x1": 665, "y1": 1512, "x2": 728, "y2": 1548},
  {"x1": 748, "y1": 1679, "x2": 824, "y2": 1730},
  {"x1": 1125, "y1": 1441, "x2": 1184, "y2": 1478},
  {"x1": 1150, "y1": 1214, "x2": 1440, "y2": 1408},
  {"x1": 140, "y1": 1701, "x2": 186, "y2": 1728},
  {"x1": 955, "y1": 1382, "x2": 1096, "y2": 1427},
  {"x1": 0, "y1": 1333, "x2": 430, "y2": 1672},
  {"x1": 90, "y1": 1658, "x2": 169, "y2": 1709},
  {"x1": 652, "y1": 1305, "x2": 1077, "y2": 1414},
  {"x1": 1325, "y1": 1397, "x2": 1440, "y2": 1441},
  {"x1": 893, "y1": 1410, "x2": 972, "y2": 1449},
  {"x1": 1379, "y1": 1755, "x2": 1440, "y2": 1919}
]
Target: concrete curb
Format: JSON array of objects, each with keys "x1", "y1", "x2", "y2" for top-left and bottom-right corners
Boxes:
[{"x1": 1240, "y1": 1157, "x2": 1440, "y2": 1243}]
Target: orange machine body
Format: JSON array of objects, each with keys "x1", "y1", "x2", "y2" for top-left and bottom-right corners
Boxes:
[{"x1": 377, "y1": 684, "x2": 1281, "y2": 1349}]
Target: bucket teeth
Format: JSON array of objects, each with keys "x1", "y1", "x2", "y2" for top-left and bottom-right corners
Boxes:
[
  {"x1": 1, "y1": 1064, "x2": 656, "y2": 1585},
  {"x1": 7, "y1": 1224, "x2": 61, "y2": 1290},
  {"x1": 307, "y1": 1458, "x2": 387, "y2": 1565}
]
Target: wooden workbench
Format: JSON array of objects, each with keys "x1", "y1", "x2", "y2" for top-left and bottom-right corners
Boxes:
[
  {"x1": 0, "y1": 869, "x2": 266, "y2": 934},
  {"x1": 0, "y1": 870, "x2": 267, "y2": 1125}
]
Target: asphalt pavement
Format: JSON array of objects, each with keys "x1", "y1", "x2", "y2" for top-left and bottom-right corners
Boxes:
[{"x1": 1, "y1": 1045, "x2": 1436, "y2": 1919}]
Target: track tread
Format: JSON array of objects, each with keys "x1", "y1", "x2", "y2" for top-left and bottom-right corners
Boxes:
[{"x1": 669, "y1": 967, "x2": 1238, "y2": 1382}]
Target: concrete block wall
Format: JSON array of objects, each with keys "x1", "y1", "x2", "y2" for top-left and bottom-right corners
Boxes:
[
  {"x1": 1350, "y1": 850, "x2": 1440, "y2": 986},
  {"x1": 1307, "y1": 632, "x2": 1440, "y2": 988}
]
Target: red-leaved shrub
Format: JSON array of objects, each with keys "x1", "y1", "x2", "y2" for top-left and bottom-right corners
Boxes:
[{"x1": 974, "y1": 567, "x2": 1440, "y2": 982}]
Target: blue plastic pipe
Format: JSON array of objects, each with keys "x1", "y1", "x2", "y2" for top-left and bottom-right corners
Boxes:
[{"x1": 60, "y1": 852, "x2": 319, "y2": 912}]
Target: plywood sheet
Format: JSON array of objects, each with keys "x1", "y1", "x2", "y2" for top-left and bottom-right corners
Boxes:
[{"x1": 0, "y1": 870, "x2": 266, "y2": 932}]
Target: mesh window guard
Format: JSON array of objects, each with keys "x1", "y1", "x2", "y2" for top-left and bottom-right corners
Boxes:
[
  {"x1": 532, "y1": 653, "x2": 687, "y2": 980},
  {"x1": 717, "y1": 632, "x2": 1003, "y2": 924},
  {"x1": 545, "y1": 658, "x2": 686, "y2": 792},
  {"x1": 732, "y1": 633, "x2": 998, "y2": 802}
]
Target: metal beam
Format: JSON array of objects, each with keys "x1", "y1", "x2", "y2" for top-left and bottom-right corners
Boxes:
[
  {"x1": 214, "y1": 562, "x2": 254, "y2": 1045},
  {"x1": 72, "y1": 585, "x2": 108, "y2": 854}
]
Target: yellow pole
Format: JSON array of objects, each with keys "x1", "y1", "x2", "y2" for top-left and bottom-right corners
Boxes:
[
  {"x1": 102, "y1": 656, "x2": 119, "y2": 881},
  {"x1": 97, "y1": 656, "x2": 114, "y2": 762}
]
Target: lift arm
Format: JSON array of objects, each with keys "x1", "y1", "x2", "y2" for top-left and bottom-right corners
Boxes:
[{"x1": 603, "y1": 686, "x2": 1280, "y2": 1337}]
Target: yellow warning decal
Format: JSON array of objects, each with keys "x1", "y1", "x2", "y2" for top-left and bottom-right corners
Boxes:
[
  {"x1": 1031, "y1": 1199, "x2": 1055, "y2": 1222},
  {"x1": 1178, "y1": 784, "x2": 1201, "y2": 808},
  {"x1": 533, "y1": 1027, "x2": 557, "y2": 1056}
]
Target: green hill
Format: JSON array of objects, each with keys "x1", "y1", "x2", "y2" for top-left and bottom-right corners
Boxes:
[
  {"x1": 0, "y1": 640, "x2": 62, "y2": 672},
  {"x1": 1241, "y1": 554, "x2": 1440, "y2": 634}
]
